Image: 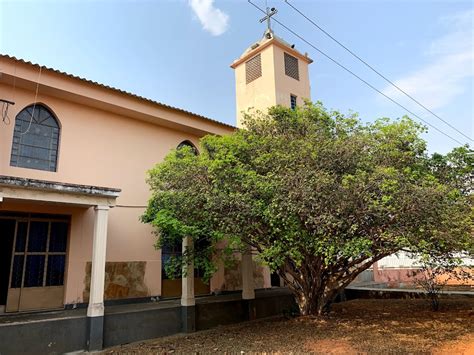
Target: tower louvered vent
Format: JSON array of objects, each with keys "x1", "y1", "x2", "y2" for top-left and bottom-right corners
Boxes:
[
  {"x1": 284, "y1": 52, "x2": 299, "y2": 80},
  {"x1": 246, "y1": 54, "x2": 262, "y2": 84}
]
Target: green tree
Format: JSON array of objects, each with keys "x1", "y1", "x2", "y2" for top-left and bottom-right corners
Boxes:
[{"x1": 142, "y1": 102, "x2": 473, "y2": 316}]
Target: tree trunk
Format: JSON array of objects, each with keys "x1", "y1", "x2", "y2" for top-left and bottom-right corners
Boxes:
[
  {"x1": 294, "y1": 287, "x2": 338, "y2": 316},
  {"x1": 279, "y1": 265, "x2": 343, "y2": 316},
  {"x1": 279, "y1": 257, "x2": 378, "y2": 316}
]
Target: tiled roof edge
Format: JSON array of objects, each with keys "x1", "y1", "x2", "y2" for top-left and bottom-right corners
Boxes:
[{"x1": 0, "y1": 54, "x2": 235, "y2": 130}]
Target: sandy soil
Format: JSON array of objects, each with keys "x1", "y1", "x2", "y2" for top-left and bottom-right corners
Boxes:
[{"x1": 103, "y1": 297, "x2": 474, "y2": 354}]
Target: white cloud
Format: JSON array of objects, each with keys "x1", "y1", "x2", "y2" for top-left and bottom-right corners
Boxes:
[
  {"x1": 382, "y1": 10, "x2": 473, "y2": 111},
  {"x1": 188, "y1": 0, "x2": 229, "y2": 36}
]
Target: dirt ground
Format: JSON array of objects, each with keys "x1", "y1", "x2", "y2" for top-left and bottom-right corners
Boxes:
[{"x1": 104, "y1": 297, "x2": 474, "y2": 354}]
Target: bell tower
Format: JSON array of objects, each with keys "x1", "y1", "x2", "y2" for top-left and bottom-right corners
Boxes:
[{"x1": 230, "y1": 8, "x2": 313, "y2": 127}]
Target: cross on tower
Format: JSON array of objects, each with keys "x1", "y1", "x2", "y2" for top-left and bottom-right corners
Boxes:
[{"x1": 259, "y1": 6, "x2": 278, "y2": 33}]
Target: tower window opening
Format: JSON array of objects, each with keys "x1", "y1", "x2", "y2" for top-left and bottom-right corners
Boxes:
[
  {"x1": 245, "y1": 54, "x2": 262, "y2": 84},
  {"x1": 290, "y1": 95, "x2": 297, "y2": 110},
  {"x1": 284, "y1": 52, "x2": 299, "y2": 81}
]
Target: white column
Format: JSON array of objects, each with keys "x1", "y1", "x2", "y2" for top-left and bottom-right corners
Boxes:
[
  {"x1": 87, "y1": 205, "x2": 109, "y2": 318},
  {"x1": 181, "y1": 236, "x2": 195, "y2": 306},
  {"x1": 241, "y1": 245, "x2": 255, "y2": 299}
]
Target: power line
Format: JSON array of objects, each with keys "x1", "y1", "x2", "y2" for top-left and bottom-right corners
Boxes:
[
  {"x1": 247, "y1": 0, "x2": 466, "y2": 146},
  {"x1": 283, "y1": 0, "x2": 473, "y2": 143}
]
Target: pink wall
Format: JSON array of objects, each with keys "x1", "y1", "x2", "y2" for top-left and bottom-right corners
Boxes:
[
  {"x1": 373, "y1": 264, "x2": 474, "y2": 287},
  {"x1": 0, "y1": 58, "x2": 235, "y2": 303}
]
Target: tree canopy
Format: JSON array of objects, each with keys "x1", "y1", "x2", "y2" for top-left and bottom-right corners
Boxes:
[{"x1": 142, "y1": 102, "x2": 473, "y2": 315}]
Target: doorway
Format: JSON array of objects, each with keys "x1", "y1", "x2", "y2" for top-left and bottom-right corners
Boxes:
[
  {"x1": 271, "y1": 271, "x2": 282, "y2": 287},
  {"x1": 0, "y1": 213, "x2": 69, "y2": 313},
  {"x1": 161, "y1": 239, "x2": 210, "y2": 298},
  {"x1": 0, "y1": 219, "x2": 15, "y2": 309}
]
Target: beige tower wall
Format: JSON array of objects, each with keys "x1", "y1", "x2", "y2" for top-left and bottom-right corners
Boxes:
[
  {"x1": 273, "y1": 45, "x2": 311, "y2": 107},
  {"x1": 234, "y1": 45, "x2": 277, "y2": 128},
  {"x1": 233, "y1": 37, "x2": 312, "y2": 127}
]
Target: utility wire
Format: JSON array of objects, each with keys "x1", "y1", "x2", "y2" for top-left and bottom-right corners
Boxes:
[
  {"x1": 283, "y1": 0, "x2": 472, "y2": 143},
  {"x1": 247, "y1": 0, "x2": 465, "y2": 146},
  {"x1": 1, "y1": 102, "x2": 11, "y2": 124},
  {"x1": 20, "y1": 66, "x2": 42, "y2": 135}
]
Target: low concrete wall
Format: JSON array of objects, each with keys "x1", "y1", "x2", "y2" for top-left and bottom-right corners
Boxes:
[
  {"x1": 0, "y1": 289, "x2": 295, "y2": 354},
  {"x1": 0, "y1": 315, "x2": 87, "y2": 355},
  {"x1": 196, "y1": 299, "x2": 246, "y2": 330},
  {"x1": 195, "y1": 290, "x2": 295, "y2": 330},
  {"x1": 254, "y1": 292, "x2": 296, "y2": 318},
  {"x1": 104, "y1": 305, "x2": 182, "y2": 348}
]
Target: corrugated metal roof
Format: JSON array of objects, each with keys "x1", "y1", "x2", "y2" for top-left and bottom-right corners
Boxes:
[{"x1": 0, "y1": 54, "x2": 236, "y2": 130}]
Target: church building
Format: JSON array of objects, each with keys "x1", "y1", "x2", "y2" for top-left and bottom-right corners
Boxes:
[{"x1": 0, "y1": 26, "x2": 312, "y2": 353}]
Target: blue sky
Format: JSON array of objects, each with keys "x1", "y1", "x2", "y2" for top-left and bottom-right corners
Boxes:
[{"x1": 0, "y1": 0, "x2": 472, "y2": 153}]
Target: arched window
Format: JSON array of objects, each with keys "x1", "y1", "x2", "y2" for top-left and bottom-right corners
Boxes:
[
  {"x1": 177, "y1": 140, "x2": 198, "y2": 155},
  {"x1": 10, "y1": 104, "x2": 60, "y2": 172}
]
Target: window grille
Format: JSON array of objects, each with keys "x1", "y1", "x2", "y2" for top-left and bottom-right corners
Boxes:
[
  {"x1": 245, "y1": 54, "x2": 262, "y2": 84},
  {"x1": 10, "y1": 105, "x2": 60, "y2": 172},
  {"x1": 284, "y1": 52, "x2": 299, "y2": 80}
]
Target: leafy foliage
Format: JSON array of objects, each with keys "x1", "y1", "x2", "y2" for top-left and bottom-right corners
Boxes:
[{"x1": 142, "y1": 102, "x2": 473, "y2": 315}]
